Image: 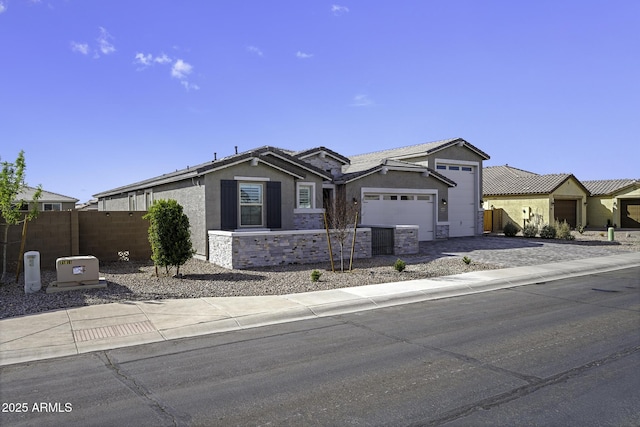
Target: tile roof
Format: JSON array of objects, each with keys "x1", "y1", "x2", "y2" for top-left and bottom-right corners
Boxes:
[
  {"x1": 293, "y1": 146, "x2": 350, "y2": 165},
  {"x1": 349, "y1": 137, "x2": 490, "y2": 164},
  {"x1": 16, "y1": 186, "x2": 79, "y2": 203},
  {"x1": 483, "y1": 165, "x2": 579, "y2": 196},
  {"x1": 581, "y1": 179, "x2": 640, "y2": 196},
  {"x1": 338, "y1": 159, "x2": 456, "y2": 186}
]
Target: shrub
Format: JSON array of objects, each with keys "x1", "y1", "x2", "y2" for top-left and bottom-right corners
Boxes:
[
  {"x1": 539, "y1": 224, "x2": 556, "y2": 239},
  {"x1": 143, "y1": 199, "x2": 195, "y2": 276},
  {"x1": 555, "y1": 220, "x2": 575, "y2": 240},
  {"x1": 522, "y1": 223, "x2": 538, "y2": 238},
  {"x1": 462, "y1": 256, "x2": 471, "y2": 265},
  {"x1": 310, "y1": 269, "x2": 322, "y2": 282},
  {"x1": 503, "y1": 222, "x2": 519, "y2": 237},
  {"x1": 577, "y1": 224, "x2": 585, "y2": 234},
  {"x1": 394, "y1": 259, "x2": 406, "y2": 272}
]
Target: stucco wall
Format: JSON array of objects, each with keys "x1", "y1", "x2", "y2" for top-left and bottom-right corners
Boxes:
[
  {"x1": 551, "y1": 178, "x2": 588, "y2": 226},
  {"x1": 484, "y1": 195, "x2": 551, "y2": 230}
]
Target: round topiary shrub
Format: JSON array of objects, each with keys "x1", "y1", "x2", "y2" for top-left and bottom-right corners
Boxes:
[
  {"x1": 393, "y1": 259, "x2": 406, "y2": 272},
  {"x1": 503, "y1": 222, "x2": 519, "y2": 237}
]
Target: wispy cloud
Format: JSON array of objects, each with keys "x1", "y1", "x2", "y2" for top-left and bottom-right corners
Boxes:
[
  {"x1": 171, "y1": 59, "x2": 200, "y2": 91},
  {"x1": 331, "y1": 4, "x2": 349, "y2": 16},
  {"x1": 350, "y1": 94, "x2": 374, "y2": 107},
  {"x1": 70, "y1": 41, "x2": 90, "y2": 55},
  {"x1": 246, "y1": 45, "x2": 264, "y2": 57},
  {"x1": 0, "y1": 2, "x2": 6, "y2": 14},
  {"x1": 296, "y1": 51, "x2": 314, "y2": 59},
  {"x1": 97, "y1": 27, "x2": 116, "y2": 55},
  {"x1": 134, "y1": 52, "x2": 172, "y2": 69},
  {"x1": 154, "y1": 53, "x2": 171, "y2": 64}
]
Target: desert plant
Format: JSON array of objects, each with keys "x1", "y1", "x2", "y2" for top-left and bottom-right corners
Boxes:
[
  {"x1": 502, "y1": 222, "x2": 518, "y2": 237},
  {"x1": 1, "y1": 150, "x2": 42, "y2": 283},
  {"x1": 310, "y1": 269, "x2": 322, "y2": 282},
  {"x1": 576, "y1": 224, "x2": 585, "y2": 234},
  {"x1": 393, "y1": 259, "x2": 406, "y2": 272},
  {"x1": 462, "y1": 256, "x2": 471, "y2": 265},
  {"x1": 143, "y1": 199, "x2": 195, "y2": 276},
  {"x1": 522, "y1": 223, "x2": 538, "y2": 238},
  {"x1": 539, "y1": 224, "x2": 557, "y2": 239},
  {"x1": 554, "y1": 220, "x2": 575, "y2": 240}
]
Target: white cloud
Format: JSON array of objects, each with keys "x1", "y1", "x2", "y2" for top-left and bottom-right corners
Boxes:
[
  {"x1": 171, "y1": 59, "x2": 193, "y2": 79},
  {"x1": 0, "y1": 2, "x2": 6, "y2": 14},
  {"x1": 296, "y1": 51, "x2": 314, "y2": 59},
  {"x1": 70, "y1": 41, "x2": 90, "y2": 55},
  {"x1": 331, "y1": 4, "x2": 349, "y2": 16},
  {"x1": 180, "y1": 81, "x2": 200, "y2": 91},
  {"x1": 350, "y1": 94, "x2": 374, "y2": 107},
  {"x1": 154, "y1": 53, "x2": 171, "y2": 64},
  {"x1": 246, "y1": 45, "x2": 264, "y2": 57},
  {"x1": 97, "y1": 27, "x2": 116, "y2": 55},
  {"x1": 134, "y1": 52, "x2": 153, "y2": 66}
]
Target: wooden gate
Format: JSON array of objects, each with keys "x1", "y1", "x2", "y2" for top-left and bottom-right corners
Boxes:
[{"x1": 484, "y1": 209, "x2": 503, "y2": 232}]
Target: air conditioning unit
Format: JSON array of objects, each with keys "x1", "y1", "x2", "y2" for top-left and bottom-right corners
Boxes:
[{"x1": 46, "y1": 256, "x2": 107, "y2": 293}]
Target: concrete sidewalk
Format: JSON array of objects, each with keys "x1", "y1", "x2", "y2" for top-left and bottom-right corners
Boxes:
[{"x1": 1, "y1": 252, "x2": 638, "y2": 367}]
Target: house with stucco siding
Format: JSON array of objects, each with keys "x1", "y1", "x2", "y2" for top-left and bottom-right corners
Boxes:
[{"x1": 582, "y1": 179, "x2": 640, "y2": 228}]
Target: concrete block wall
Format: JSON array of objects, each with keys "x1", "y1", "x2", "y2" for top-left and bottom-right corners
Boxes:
[{"x1": 209, "y1": 228, "x2": 372, "y2": 269}]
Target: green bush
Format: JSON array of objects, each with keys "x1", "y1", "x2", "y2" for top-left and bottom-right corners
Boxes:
[
  {"x1": 577, "y1": 224, "x2": 585, "y2": 234},
  {"x1": 462, "y1": 256, "x2": 472, "y2": 265},
  {"x1": 555, "y1": 220, "x2": 575, "y2": 240},
  {"x1": 143, "y1": 199, "x2": 195, "y2": 276},
  {"x1": 539, "y1": 224, "x2": 556, "y2": 239},
  {"x1": 522, "y1": 223, "x2": 538, "y2": 238},
  {"x1": 310, "y1": 270, "x2": 322, "y2": 282},
  {"x1": 394, "y1": 259, "x2": 406, "y2": 272},
  {"x1": 503, "y1": 222, "x2": 519, "y2": 237}
]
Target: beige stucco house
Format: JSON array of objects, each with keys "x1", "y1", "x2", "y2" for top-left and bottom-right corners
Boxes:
[
  {"x1": 483, "y1": 165, "x2": 589, "y2": 230},
  {"x1": 582, "y1": 179, "x2": 640, "y2": 228}
]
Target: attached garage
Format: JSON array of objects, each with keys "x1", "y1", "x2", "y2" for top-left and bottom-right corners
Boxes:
[
  {"x1": 436, "y1": 163, "x2": 477, "y2": 237},
  {"x1": 361, "y1": 191, "x2": 435, "y2": 241},
  {"x1": 554, "y1": 199, "x2": 578, "y2": 228},
  {"x1": 621, "y1": 199, "x2": 640, "y2": 228}
]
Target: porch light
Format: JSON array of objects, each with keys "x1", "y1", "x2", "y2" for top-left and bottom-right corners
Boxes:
[{"x1": 441, "y1": 198, "x2": 447, "y2": 205}]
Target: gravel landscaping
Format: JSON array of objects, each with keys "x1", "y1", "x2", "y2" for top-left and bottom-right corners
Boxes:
[{"x1": 1, "y1": 230, "x2": 638, "y2": 320}]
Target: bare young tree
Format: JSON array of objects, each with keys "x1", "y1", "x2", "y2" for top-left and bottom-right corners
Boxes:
[{"x1": 326, "y1": 194, "x2": 359, "y2": 272}]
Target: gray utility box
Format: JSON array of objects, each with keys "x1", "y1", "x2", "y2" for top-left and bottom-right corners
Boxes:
[{"x1": 47, "y1": 255, "x2": 107, "y2": 293}]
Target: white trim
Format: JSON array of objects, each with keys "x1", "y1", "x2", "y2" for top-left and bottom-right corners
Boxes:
[
  {"x1": 234, "y1": 176, "x2": 270, "y2": 181},
  {"x1": 128, "y1": 192, "x2": 137, "y2": 211},
  {"x1": 144, "y1": 189, "x2": 153, "y2": 210},
  {"x1": 361, "y1": 187, "x2": 437, "y2": 195},
  {"x1": 296, "y1": 181, "x2": 316, "y2": 209},
  {"x1": 294, "y1": 208, "x2": 324, "y2": 214}
]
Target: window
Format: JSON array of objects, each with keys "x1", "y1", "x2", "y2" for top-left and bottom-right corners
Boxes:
[
  {"x1": 239, "y1": 183, "x2": 263, "y2": 226},
  {"x1": 462, "y1": 166, "x2": 473, "y2": 172},
  {"x1": 297, "y1": 183, "x2": 314, "y2": 209},
  {"x1": 364, "y1": 194, "x2": 380, "y2": 201},
  {"x1": 144, "y1": 190, "x2": 153, "y2": 210},
  {"x1": 43, "y1": 203, "x2": 62, "y2": 211},
  {"x1": 436, "y1": 165, "x2": 446, "y2": 170},
  {"x1": 128, "y1": 193, "x2": 136, "y2": 211},
  {"x1": 449, "y1": 166, "x2": 460, "y2": 171},
  {"x1": 383, "y1": 195, "x2": 398, "y2": 201}
]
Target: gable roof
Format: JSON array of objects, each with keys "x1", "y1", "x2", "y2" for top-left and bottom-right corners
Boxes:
[
  {"x1": 349, "y1": 137, "x2": 490, "y2": 164},
  {"x1": 16, "y1": 186, "x2": 79, "y2": 203},
  {"x1": 94, "y1": 146, "x2": 332, "y2": 198},
  {"x1": 337, "y1": 158, "x2": 456, "y2": 186},
  {"x1": 483, "y1": 165, "x2": 587, "y2": 196},
  {"x1": 582, "y1": 179, "x2": 640, "y2": 196},
  {"x1": 293, "y1": 146, "x2": 350, "y2": 165}
]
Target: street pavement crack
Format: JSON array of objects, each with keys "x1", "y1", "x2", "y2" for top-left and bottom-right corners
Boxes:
[
  {"x1": 97, "y1": 352, "x2": 190, "y2": 427},
  {"x1": 412, "y1": 345, "x2": 640, "y2": 426}
]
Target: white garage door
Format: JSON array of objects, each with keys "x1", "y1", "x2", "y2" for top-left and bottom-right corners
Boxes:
[
  {"x1": 361, "y1": 192, "x2": 434, "y2": 241},
  {"x1": 436, "y1": 164, "x2": 476, "y2": 237}
]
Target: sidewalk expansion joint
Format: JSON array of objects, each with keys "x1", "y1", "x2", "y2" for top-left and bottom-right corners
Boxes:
[{"x1": 73, "y1": 320, "x2": 155, "y2": 342}]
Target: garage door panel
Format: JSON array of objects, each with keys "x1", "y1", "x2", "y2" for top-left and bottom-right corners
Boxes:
[
  {"x1": 621, "y1": 200, "x2": 640, "y2": 228},
  {"x1": 554, "y1": 200, "x2": 577, "y2": 228},
  {"x1": 438, "y1": 164, "x2": 476, "y2": 237},
  {"x1": 362, "y1": 193, "x2": 434, "y2": 241}
]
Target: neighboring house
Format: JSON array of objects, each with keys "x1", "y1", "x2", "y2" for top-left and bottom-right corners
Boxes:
[
  {"x1": 16, "y1": 186, "x2": 79, "y2": 211},
  {"x1": 483, "y1": 165, "x2": 589, "y2": 229},
  {"x1": 76, "y1": 198, "x2": 99, "y2": 211},
  {"x1": 582, "y1": 179, "x2": 640, "y2": 228},
  {"x1": 94, "y1": 138, "x2": 490, "y2": 268}
]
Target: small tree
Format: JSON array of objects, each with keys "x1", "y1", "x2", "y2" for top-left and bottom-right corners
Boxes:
[
  {"x1": 327, "y1": 195, "x2": 359, "y2": 272},
  {"x1": 1, "y1": 151, "x2": 42, "y2": 284},
  {"x1": 143, "y1": 199, "x2": 195, "y2": 276}
]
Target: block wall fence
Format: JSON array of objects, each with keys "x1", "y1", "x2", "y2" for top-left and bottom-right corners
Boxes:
[{"x1": 4, "y1": 211, "x2": 151, "y2": 273}]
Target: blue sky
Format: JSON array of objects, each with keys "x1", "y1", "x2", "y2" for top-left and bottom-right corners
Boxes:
[{"x1": 2, "y1": 0, "x2": 638, "y2": 203}]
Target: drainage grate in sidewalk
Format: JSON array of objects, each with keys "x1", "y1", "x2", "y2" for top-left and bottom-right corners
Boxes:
[{"x1": 73, "y1": 320, "x2": 156, "y2": 342}]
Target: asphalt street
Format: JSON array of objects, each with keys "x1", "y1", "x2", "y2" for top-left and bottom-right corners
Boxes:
[{"x1": 1, "y1": 267, "x2": 638, "y2": 426}]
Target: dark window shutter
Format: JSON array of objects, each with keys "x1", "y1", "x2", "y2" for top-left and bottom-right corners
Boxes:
[
  {"x1": 220, "y1": 180, "x2": 237, "y2": 230},
  {"x1": 266, "y1": 181, "x2": 281, "y2": 229}
]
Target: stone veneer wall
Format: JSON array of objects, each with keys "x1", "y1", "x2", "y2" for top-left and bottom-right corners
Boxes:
[
  {"x1": 392, "y1": 225, "x2": 419, "y2": 255},
  {"x1": 436, "y1": 224, "x2": 449, "y2": 239},
  {"x1": 476, "y1": 210, "x2": 485, "y2": 235},
  {"x1": 293, "y1": 212, "x2": 324, "y2": 230},
  {"x1": 209, "y1": 228, "x2": 372, "y2": 269}
]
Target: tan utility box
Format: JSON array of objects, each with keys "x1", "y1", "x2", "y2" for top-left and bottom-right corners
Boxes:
[{"x1": 47, "y1": 256, "x2": 106, "y2": 293}]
